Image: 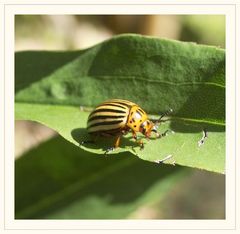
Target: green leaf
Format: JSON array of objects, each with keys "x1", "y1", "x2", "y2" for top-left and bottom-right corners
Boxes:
[
  {"x1": 15, "y1": 135, "x2": 188, "y2": 219},
  {"x1": 15, "y1": 34, "x2": 225, "y2": 173}
]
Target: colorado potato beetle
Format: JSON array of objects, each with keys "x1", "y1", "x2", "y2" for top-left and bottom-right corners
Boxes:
[{"x1": 86, "y1": 99, "x2": 171, "y2": 153}]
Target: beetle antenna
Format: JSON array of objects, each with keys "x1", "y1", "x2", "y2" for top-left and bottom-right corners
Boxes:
[
  {"x1": 154, "y1": 108, "x2": 173, "y2": 125},
  {"x1": 159, "y1": 108, "x2": 173, "y2": 120}
]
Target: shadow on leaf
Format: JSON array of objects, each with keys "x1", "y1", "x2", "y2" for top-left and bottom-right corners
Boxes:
[
  {"x1": 71, "y1": 128, "x2": 141, "y2": 153},
  {"x1": 15, "y1": 51, "x2": 84, "y2": 93},
  {"x1": 15, "y1": 136, "x2": 186, "y2": 219}
]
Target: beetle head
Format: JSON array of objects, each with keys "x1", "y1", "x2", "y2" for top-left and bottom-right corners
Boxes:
[{"x1": 139, "y1": 120, "x2": 159, "y2": 138}]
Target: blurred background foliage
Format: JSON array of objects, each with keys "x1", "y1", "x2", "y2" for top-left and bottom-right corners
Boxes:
[
  {"x1": 15, "y1": 15, "x2": 225, "y2": 219},
  {"x1": 15, "y1": 15, "x2": 225, "y2": 51}
]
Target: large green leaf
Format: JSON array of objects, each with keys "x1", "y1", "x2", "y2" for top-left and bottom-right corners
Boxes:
[
  {"x1": 15, "y1": 34, "x2": 225, "y2": 173},
  {"x1": 15, "y1": 135, "x2": 188, "y2": 219}
]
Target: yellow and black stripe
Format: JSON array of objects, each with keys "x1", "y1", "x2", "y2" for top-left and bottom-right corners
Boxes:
[{"x1": 87, "y1": 99, "x2": 135, "y2": 135}]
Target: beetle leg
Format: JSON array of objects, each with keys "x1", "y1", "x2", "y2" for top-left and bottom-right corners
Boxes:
[
  {"x1": 104, "y1": 135, "x2": 121, "y2": 154},
  {"x1": 132, "y1": 131, "x2": 137, "y2": 141},
  {"x1": 114, "y1": 135, "x2": 121, "y2": 148},
  {"x1": 132, "y1": 131, "x2": 144, "y2": 150},
  {"x1": 139, "y1": 141, "x2": 144, "y2": 150}
]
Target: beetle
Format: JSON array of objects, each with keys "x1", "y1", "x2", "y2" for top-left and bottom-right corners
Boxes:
[{"x1": 86, "y1": 99, "x2": 171, "y2": 153}]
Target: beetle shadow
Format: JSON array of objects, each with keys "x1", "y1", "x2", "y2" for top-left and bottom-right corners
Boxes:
[{"x1": 71, "y1": 128, "x2": 140, "y2": 153}]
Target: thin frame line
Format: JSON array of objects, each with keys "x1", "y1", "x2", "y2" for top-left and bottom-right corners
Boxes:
[
  {"x1": 4, "y1": 3, "x2": 236, "y2": 6},
  {"x1": 234, "y1": 4, "x2": 237, "y2": 230},
  {"x1": 3, "y1": 3, "x2": 6, "y2": 230},
  {"x1": 5, "y1": 228, "x2": 237, "y2": 231},
  {"x1": 7, "y1": 2, "x2": 234, "y2": 231}
]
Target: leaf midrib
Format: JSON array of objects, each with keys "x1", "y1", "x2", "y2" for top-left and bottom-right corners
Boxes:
[{"x1": 15, "y1": 102, "x2": 225, "y2": 127}]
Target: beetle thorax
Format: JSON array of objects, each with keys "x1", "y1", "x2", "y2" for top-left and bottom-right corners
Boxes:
[{"x1": 127, "y1": 105, "x2": 148, "y2": 132}]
